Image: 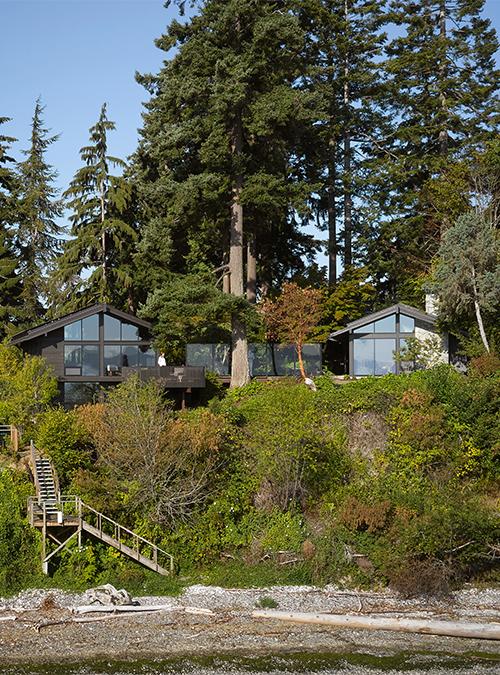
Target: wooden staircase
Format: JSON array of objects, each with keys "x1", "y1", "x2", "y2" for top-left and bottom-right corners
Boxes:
[{"x1": 28, "y1": 447, "x2": 174, "y2": 576}]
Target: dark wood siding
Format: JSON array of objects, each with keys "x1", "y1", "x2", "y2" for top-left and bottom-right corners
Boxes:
[{"x1": 23, "y1": 328, "x2": 64, "y2": 377}]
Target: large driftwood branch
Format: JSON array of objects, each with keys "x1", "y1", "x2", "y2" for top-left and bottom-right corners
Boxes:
[
  {"x1": 252, "y1": 610, "x2": 500, "y2": 641},
  {"x1": 74, "y1": 604, "x2": 214, "y2": 616}
]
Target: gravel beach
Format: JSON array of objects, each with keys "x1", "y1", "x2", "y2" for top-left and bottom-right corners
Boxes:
[{"x1": 0, "y1": 585, "x2": 499, "y2": 673}]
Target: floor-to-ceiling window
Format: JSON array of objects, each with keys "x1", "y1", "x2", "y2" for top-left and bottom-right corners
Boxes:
[
  {"x1": 103, "y1": 314, "x2": 155, "y2": 372},
  {"x1": 351, "y1": 313, "x2": 415, "y2": 376},
  {"x1": 63, "y1": 312, "x2": 155, "y2": 378},
  {"x1": 64, "y1": 314, "x2": 100, "y2": 376}
]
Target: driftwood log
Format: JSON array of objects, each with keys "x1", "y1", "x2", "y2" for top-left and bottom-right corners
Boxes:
[
  {"x1": 252, "y1": 610, "x2": 500, "y2": 641},
  {"x1": 74, "y1": 604, "x2": 214, "y2": 616},
  {"x1": 74, "y1": 604, "x2": 175, "y2": 614}
]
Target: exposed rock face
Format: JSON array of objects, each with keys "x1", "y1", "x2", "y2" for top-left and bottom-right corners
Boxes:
[{"x1": 346, "y1": 411, "x2": 388, "y2": 459}]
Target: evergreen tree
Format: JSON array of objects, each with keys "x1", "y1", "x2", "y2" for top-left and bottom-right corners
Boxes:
[
  {"x1": 16, "y1": 99, "x2": 63, "y2": 322},
  {"x1": 431, "y1": 212, "x2": 500, "y2": 353},
  {"x1": 299, "y1": 0, "x2": 388, "y2": 284},
  {"x1": 133, "y1": 0, "x2": 316, "y2": 385},
  {"x1": 0, "y1": 226, "x2": 21, "y2": 336},
  {"x1": 0, "y1": 118, "x2": 22, "y2": 334},
  {"x1": 53, "y1": 104, "x2": 136, "y2": 312},
  {"x1": 372, "y1": 0, "x2": 499, "y2": 303}
]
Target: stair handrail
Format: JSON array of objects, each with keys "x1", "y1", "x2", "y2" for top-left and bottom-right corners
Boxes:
[
  {"x1": 30, "y1": 441, "x2": 42, "y2": 500},
  {"x1": 31, "y1": 494, "x2": 174, "y2": 573},
  {"x1": 27, "y1": 493, "x2": 175, "y2": 574},
  {"x1": 78, "y1": 498, "x2": 174, "y2": 572}
]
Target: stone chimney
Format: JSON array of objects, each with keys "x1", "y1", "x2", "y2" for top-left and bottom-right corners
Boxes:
[{"x1": 425, "y1": 293, "x2": 439, "y2": 315}]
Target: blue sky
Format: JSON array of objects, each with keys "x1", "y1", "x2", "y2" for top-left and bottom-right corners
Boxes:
[
  {"x1": 1, "y1": 0, "x2": 499, "y2": 200},
  {"x1": 1, "y1": 0, "x2": 176, "y2": 190}
]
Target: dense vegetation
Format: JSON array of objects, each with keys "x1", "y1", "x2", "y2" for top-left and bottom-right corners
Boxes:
[{"x1": 0, "y1": 348, "x2": 498, "y2": 597}]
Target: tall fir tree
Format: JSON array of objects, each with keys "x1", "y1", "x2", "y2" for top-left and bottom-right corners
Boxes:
[
  {"x1": 52, "y1": 104, "x2": 136, "y2": 313},
  {"x1": 133, "y1": 0, "x2": 317, "y2": 385},
  {"x1": 371, "y1": 0, "x2": 499, "y2": 304},
  {"x1": 299, "y1": 0, "x2": 388, "y2": 284},
  {"x1": 0, "y1": 117, "x2": 22, "y2": 335},
  {"x1": 16, "y1": 99, "x2": 63, "y2": 323}
]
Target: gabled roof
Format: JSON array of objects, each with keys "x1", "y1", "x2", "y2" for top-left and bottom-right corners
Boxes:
[
  {"x1": 328, "y1": 303, "x2": 437, "y2": 340},
  {"x1": 10, "y1": 304, "x2": 152, "y2": 345}
]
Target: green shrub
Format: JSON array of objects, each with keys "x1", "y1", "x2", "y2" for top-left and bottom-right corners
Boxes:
[
  {"x1": 0, "y1": 470, "x2": 41, "y2": 594},
  {"x1": 255, "y1": 595, "x2": 279, "y2": 608},
  {"x1": 323, "y1": 473, "x2": 500, "y2": 594},
  {"x1": 235, "y1": 382, "x2": 350, "y2": 510},
  {"x1": 0, "y1": 344, "x2": 58, "y2": 440},
  {"x1": 259, "y1": 511, "x2": 305, "y2": 554}
]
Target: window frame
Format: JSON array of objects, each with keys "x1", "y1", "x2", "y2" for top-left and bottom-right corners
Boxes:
[
  {"x1": 349, "y1": 312, "x2": 417, "y2": 376},
  {"x1": 63, "y1": 312, "x2": 153, "y2": 378}
]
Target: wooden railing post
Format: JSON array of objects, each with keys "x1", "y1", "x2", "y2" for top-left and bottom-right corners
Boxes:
[
  {"x1": 77, "y1": 497, "x2": 82, "y2": 549},
  {"x1": 41, "y1": 503, "x2": 47, "y2": 574}
]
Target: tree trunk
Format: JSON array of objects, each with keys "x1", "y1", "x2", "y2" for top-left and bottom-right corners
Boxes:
[
  {"x1": 252, "y1": 610, "x2": 500, "y2": 640},
  {"x1": 438, "y1": 1, "x2": 448, "y2": 157},
  {"x1": 343, "y1": 0, "x2": 352, "y2": 268},
  {"x1": 296, "y1": 341, "x2": 307, "y2": 380},
  {"x1": 246, "y1": 234, "x2": 257, "y2": 303},
  {"x1": 229, "y1": 110, "x2": 249, "y2": 387},
  {"x1": 327, "y1": 141, "x2": 337, "y2": 286},
  {"x1": 99, "y1": 178, "x2": 107, "y2": 301},
  {"x1": 471, "y1": 266, "x2": 490, "y2": 353}
]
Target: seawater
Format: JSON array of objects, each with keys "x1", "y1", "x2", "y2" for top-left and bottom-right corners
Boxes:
[{"x1": 0, "y1": 651, "x2": 499, "y2": 675}]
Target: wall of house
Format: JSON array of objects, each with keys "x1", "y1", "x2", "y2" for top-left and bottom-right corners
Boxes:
[
  {"x1": 22, "y1": 329, "x2": 64, "y2": 376},
  {"x1": 414, "y1": 319, "x2": 449, "y2": 365}
]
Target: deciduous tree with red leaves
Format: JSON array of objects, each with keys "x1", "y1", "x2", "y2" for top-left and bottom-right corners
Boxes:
[{"x1": 260, "y1": 282, "x2": 323, "y2": 381}]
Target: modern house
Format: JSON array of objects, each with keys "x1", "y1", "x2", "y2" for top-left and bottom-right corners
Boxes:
[
  {"x1": 10, "y1": 304, "x2": 205, "y2": 406},
  {"x1": 327, "y1": 300, "x2": 450, "y2": 377}
]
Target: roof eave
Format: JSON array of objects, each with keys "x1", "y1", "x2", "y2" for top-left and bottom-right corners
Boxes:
[
  {"x1": 328, "y1": 303, "x2": 438, "y2": 341},
  {"x1": 10, "y1": 304, "x2": 152, "y2": 345}
]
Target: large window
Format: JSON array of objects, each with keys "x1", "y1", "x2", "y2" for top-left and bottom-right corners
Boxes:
[
  {"x1": 64, "y1": 345, "x2": 99, "y2": 375},
  {"x1": 64, "y1": 315, "x2": 99, "y2": 341},
  {"x1": 63, "y1": 382, "x2": 101, "y2": 406},
  {"x1": 63, "y1": 312, "x2": 153, "y2": 377},
  {"x1": 400, "y1": 314, "x2": 415, "y2": 333},
  {"x1": 353, "y1": 315, "x2": 396, "y2": 334},
  {"x1": 186, "y1": 343, "x2": 322, "y2": 377},
  {"x1": 351, "y1": 312, "x2": 417, "y2": 376},
  {"x1": 104, "y1": 344, "x2": 155, "y2": 372},
  {"x1": 104, "y1": 314, "x2": 140, "y2": 341}
]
